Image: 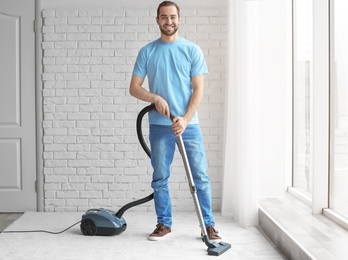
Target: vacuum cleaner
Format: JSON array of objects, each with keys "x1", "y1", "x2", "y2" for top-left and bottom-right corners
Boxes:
[{"x1": 80, "y1": 104, "x2": 231, "y2": 256}]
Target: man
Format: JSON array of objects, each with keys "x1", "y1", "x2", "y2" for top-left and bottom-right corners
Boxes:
[{"x1": 129, "y1": 1, "x2": 221, "y2": 242}]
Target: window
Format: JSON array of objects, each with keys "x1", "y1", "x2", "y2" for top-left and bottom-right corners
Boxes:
[
  {"x1": 292, "y1": 0, "x2": 313, "y2": 198},
  {"x1": 292, "y1": 0, "x2": 348, "y2": 228},
  {"x1": 330, "y1": 0, "x2": 348, "y2": 220}
]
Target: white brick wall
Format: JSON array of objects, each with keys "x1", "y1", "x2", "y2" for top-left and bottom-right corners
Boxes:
[{"x1": 42, "y1": 8, "x2": 227, "y2": 212}]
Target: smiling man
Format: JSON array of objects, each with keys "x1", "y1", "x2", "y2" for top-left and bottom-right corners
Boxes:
[{"x1": 129, "y1": 1, "x2": 222, "y2": 242}]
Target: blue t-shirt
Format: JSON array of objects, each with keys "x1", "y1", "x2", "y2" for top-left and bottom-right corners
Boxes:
[{"x1": 132, "y1": 38, "x2": 208, "y2": 125}]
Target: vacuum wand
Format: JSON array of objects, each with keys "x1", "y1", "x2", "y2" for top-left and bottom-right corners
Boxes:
[
  {"x1": 171, "y1": 114, "x2": 232, "y2": 256},
  {"x1": 176, "y1": 135, "x2": 207, "y2": 235}
]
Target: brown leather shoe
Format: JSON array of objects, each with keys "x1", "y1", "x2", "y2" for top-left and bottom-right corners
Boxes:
[
  {"x1": 148, "y1": 223, "x2": 171, "y2": 241},
  {"x1": 204, "y1": 225, "x2": 222, "y2": 242}
]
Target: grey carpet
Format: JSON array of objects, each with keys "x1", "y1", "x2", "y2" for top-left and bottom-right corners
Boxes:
[{"x1": 0, "y1": 211, "x2": 284, "y2": 260}]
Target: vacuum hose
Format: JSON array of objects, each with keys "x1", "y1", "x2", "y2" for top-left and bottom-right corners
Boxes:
[{"x1": 115, "y1": 103, "x2": 156, "y2": 218}]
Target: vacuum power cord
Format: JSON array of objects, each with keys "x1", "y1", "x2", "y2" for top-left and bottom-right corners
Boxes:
[{"x1": 0, "y1": 221, "x2": 81, "y2": 235}]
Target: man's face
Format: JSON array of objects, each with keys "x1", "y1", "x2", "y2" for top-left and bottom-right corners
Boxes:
[{"x1": 156, "y1": 6, "x2": 180, "y2": 37}]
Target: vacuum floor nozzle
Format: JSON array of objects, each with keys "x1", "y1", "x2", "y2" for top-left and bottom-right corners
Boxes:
[{"x1": 207, "y1": 241, "x2": 232, "y2": 256}]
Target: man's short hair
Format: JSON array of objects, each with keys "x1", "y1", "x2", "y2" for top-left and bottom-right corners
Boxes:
[{"x1": 157, "y1": 1, "x2": 180, "y2": 18}]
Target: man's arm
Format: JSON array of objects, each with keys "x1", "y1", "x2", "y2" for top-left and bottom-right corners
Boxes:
[
  {"x1": 129, "y1": 74, "x2": 170, "y2": 118},
  {"x1": 172, "y1": 74, "x2": 204, "y2": 136}
]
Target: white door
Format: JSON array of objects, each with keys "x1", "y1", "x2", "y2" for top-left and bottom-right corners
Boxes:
[{"x1": 0, "y1": 0, "x2": 37, "y2": 211}]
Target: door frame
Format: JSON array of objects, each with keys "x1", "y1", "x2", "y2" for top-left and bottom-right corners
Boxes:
[{"x1": 35, "y1": 0, "x2": 44, "y2": 211}]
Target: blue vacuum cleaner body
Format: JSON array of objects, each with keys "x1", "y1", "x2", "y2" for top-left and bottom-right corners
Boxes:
[{"x1": 80, "y1": 209, "x2": 127, "y2": 236}]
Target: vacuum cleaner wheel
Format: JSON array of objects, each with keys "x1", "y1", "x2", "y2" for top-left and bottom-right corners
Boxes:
[{"x1": 80, "y1": 218, "x2": 97, "y2": 236}]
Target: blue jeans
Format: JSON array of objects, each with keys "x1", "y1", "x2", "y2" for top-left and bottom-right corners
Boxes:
[{"x1": 149, "y1": 124, "x2": 215, "y2": 228}]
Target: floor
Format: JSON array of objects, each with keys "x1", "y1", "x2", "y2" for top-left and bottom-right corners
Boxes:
[
  {"x1": 0, "y1": 213, "x2": 22, "y2": 231},
  {"x1": 0, "y1": 211, "x2": 285, "y2": 260},
  {"x1": 4, "y1": 193, "x2": 348, "y2": 260}
]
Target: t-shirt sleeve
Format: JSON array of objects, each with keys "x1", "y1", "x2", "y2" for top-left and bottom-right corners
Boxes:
[
  {"x1": 132, "y1": 48, "x2": 147, "y2": 78},
  {"x1": 190, "y1": 46, "x2": 208, "y2": 77}
]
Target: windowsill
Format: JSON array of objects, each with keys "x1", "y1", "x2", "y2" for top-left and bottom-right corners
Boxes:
[
  {"x1": 258, "y1": 192, "x2": 348, "y2": 260},
  {"x1": 323, "y1": 209, "x2": 348, "y2": 231},
  {"x1": 287, "y1": 186, "x2": 312, "y2": 206}
]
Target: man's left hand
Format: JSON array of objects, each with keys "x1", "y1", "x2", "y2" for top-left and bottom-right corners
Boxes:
[{"x1": 172, "y1": 116, "x2": 188, "y2": 136}]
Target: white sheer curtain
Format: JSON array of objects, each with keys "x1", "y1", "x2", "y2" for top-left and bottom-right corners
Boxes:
[
  {"x1": 221, "y1": 0, "x2": 292, "y2": 226},
  {"x1": 221, "y1": 0, "x2": 259, "y2": 227}
]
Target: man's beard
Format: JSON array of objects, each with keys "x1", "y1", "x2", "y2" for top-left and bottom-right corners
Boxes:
[{"x1": 159, "y1": 25, "x2": 179, "y2": 36}]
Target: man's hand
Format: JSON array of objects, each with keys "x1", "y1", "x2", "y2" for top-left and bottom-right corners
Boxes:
[
  {"x1": 154, "y1": 96, "x2": 170, "y2": 119},
  {"x1": 172, "y1": 116, "x2": 188, "y2": 136}
]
